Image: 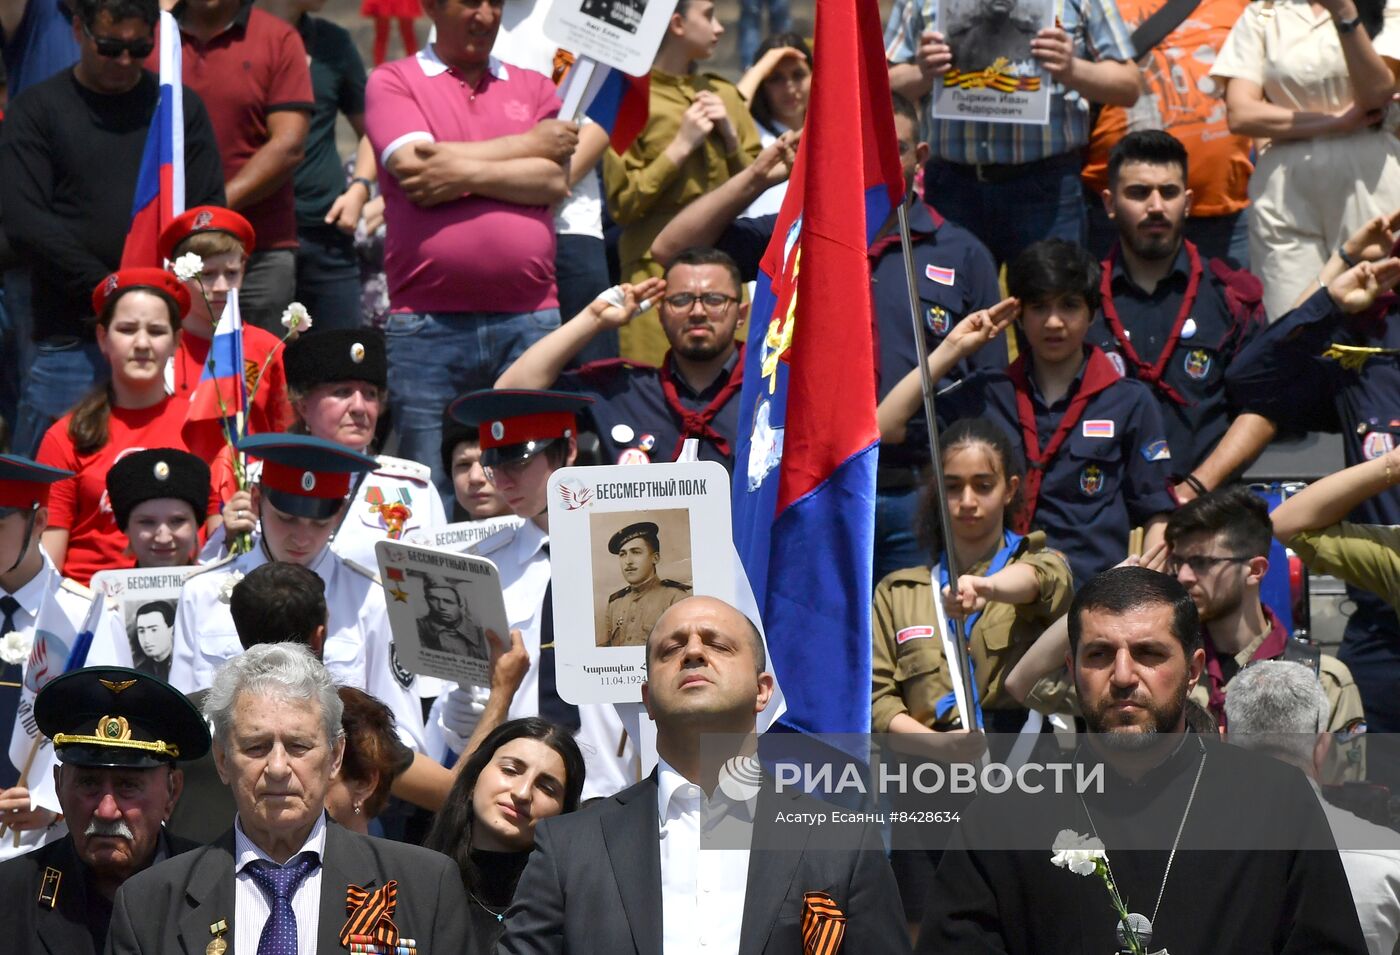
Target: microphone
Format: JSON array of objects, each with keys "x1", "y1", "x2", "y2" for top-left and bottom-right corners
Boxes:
[{"x1": 1117, "y1": 913, "x2": 1153, "y2": 954}]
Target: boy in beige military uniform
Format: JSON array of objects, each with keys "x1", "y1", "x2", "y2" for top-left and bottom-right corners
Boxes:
[{"x1": 600, "y1": 522, "x2": 691, "y2": 647}]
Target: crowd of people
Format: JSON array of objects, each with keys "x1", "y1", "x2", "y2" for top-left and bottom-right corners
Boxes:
[{"x1": 2, "y1": 0, "x2": 1400, "y2": 948}]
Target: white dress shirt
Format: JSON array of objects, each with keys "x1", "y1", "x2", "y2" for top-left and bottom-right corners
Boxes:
[
  {"x1": 657, "y1": 759, "x2": 753, "y2": 955},
  {"x1": 233, "y1": 812, "x2": 328, "y2": 955}
]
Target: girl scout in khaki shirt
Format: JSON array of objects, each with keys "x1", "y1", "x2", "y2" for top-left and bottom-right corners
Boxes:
[{"x1": 871, "y1": 417, "x2": 1074, "y2": 749}]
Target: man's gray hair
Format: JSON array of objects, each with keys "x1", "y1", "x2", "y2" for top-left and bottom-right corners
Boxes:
[
  {"x1": 1225, "y1": 660, "x2": 1329, "y2": 768},
  {"x1": 203, "y1": 643, "x2": 344, "y2": 747}
]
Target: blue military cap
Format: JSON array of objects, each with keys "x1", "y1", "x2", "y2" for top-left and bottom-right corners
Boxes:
[
  {"x1": 449, "y1": 389, "x2": 594, "y2": 467},
  {"x1": 237, "y1": 433, "x2": 378, "y2": 520},
  {"x1": 0, "y1": 455, "x2": 74, "y2": 511},
  {"x1": 37, "y1": 667, "x2": 211, "y2": 768}
]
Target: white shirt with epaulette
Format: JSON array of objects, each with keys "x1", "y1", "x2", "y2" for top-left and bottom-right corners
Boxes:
[
  {"x1": 167, "y1": 539, "x2": 426, "y2": 752},
  {"x1": 334, "y1": 454, "x2": 447, "y2": 570},
  {"x1": 0, "y1": 551, "x2": 131, "y2": 862}
]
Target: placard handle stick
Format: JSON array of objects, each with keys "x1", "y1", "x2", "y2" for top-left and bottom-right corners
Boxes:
[{"x1": 558, "y1": 54, "x2": 598, "y2": 123}]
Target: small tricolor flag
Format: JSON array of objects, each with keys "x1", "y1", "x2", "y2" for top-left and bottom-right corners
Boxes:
[
  {"x1": 121, "y1": 9, "x2": 185, "y2": 268},
  {"x1": 183, "y1": 288, "x2": 247, "y2": 447},
  {"x1": 1082, "y1": 419, "x2": 1115, "y2": 439},
  {"x1": 925, "y1": 264, "x2": 956, "y2": 286},
  {"x1": 555, "y1": 52, "x2": 649, "y2": 154}
]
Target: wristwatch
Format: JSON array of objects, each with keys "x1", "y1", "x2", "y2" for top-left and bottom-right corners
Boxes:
[{"x1": 1335, "y1": 13, "x2": 1364, "y2": 34}]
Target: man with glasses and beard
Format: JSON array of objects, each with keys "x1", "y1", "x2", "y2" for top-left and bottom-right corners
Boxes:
[
  {"x1": 1088, "y1": 131, "x2": 1271, "y2": 506},
  {"x1": 0, "y1": 666, "x2": 208, "y2": 955},
  {"x1": 1166, "y1": 486, "x2": 1365, "y2": 780},
  {"x1": 0, "y1": 0, "x2": 224, "y2": 457},
  {"x1": 495, "y1": 248, "x2": 742, "y2": 470},
  {"x1": 917, "y1": 566, "x2": 1367, "y2": 954}
]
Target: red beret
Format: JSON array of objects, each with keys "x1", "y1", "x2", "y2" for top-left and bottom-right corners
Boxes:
[
  {"x1": 157, "y1": 206, "x2": 257, "y2": 264},
  {"x1": 91, "y1": 268, "x2": 193, "y2": 322}
]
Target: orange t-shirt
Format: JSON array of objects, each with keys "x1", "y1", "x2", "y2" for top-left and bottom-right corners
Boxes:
[
  {"x1": 1082, "y1": 0, "x2": 1254, "y2": 218},
  {"x1": 170, "y1": 324, "x2": 292, "y2": 464}
]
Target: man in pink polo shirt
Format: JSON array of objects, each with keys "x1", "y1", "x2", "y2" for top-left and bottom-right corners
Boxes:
[{"x1": 365, "y1": 0, "x2": 578, "y2": 498}]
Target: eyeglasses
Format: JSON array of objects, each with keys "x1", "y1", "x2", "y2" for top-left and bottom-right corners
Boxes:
[
  {"x1": 662, "y1": 292, "x2": 739, "y2": 312},
  {"x1": 1166, "y1": 554, "x2": 1252, "y2": 575},
  {"x1": 82, "y1": 22, "x2": 156, "y2": 59}
]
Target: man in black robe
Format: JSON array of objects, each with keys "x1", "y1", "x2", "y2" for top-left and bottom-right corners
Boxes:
[{"x1": 917, "y1": 566, "x2": 1368, "y2": 954}]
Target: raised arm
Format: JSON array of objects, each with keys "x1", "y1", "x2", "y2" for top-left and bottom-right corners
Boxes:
[
  {"x1": 1271, "y1": 447, "x2": 1400, "y2": 541},
  {"x1": 495, "y1": 278, "x2": 666, "y2": 389}
]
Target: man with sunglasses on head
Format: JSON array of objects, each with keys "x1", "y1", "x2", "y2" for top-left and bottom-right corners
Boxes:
[
  {"x1": 496, "y1": 248, "x2": 744, "y2": 470},
  {"x1": 0, "y1": 0, "x2": 225, "y2": 458},
  {"x1": 1165, "y1": 485, "x2": 1365, "y2": 780}
]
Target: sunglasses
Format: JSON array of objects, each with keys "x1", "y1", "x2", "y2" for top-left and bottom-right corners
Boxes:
[{"x1": 83, "y1": 22, "x2": 155, "y2": 59}]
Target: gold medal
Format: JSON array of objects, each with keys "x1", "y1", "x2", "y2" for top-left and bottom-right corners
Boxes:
[{"x1": 206, "y1": 938, "x2": 227, "y2": 955}]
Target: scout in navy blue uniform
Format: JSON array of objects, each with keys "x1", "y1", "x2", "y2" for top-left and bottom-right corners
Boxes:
[
  {"x1": 1087, "y1": 132, "x2": 1269, "y2": 499},
  {"x1": 0, "y1": 666, "x2": 209, "y2": 955},
  {"x1": 881, "y1": 240, "x2": 1176, "y2": 585},
  {"x1": 1225, "y1": 243, "x2": 1400, "y2": 748},
  {"x1": 670, "y1": 96, "x2": 1005, "y2": 577},
  {"x1": 495, "y1": 249, "x2": 743, "y2": 470}
]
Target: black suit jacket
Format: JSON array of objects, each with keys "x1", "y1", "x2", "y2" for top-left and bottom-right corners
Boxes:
[
  {"x1": 0, "y1": 830, "x2": 198, "y2": 955},
  {"x1": 498, "y1": 773, "x2": 911, "y2": 955},
  {"x1": 104, "y1": 818, "x2": 475, "y2": 955}
]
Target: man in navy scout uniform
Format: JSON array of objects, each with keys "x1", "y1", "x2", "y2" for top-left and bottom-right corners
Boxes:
[
  {"x1": 0, "y1": 666, "x2": 209, "y2": 955},
  {"x1": 881, "y1": 239, "x2": 1176, "y2": 586},
  {"x1": 643, "y1": 96, "x2": 1004, "y2": 578},
  {"x1": 1225, "y1": 237, "x2": 1400, "y2": 774},
  {"x1": 168, "y1": 434, "x2": 426, "y2": 751},
  {"x1": 431, "y1": 390, "x2": 637, "y2": 801},
  {"x1": 494, "y1": 249, "x2": 739, "y2": 471},
  {"x1": 1089, "y1": 131, "x2": 1270, "y2": 503}
]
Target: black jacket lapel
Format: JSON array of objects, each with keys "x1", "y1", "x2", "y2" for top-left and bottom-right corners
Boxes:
[
  {"x1": 601, "y1": 774, "x2": 663, "y2": 955},
  {"x1": 176, "y1": 833, "x2": 238, "y2": 955}
]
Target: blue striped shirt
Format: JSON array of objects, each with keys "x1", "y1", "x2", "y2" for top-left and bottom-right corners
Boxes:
[{"x1": 885, "y1": 0, "x2": 1135, "y2": 165}]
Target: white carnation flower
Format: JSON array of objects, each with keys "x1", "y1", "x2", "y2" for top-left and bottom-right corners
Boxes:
[
  {"x1": 280, "y1": 302, "x2": 312, "y2": 333},
  {"x1": 1050, "y1": 829, "x2": 1106, "y2": 876},
  {"x1": 172, "y1": 252, "x2": 204, "y2": 282},
  {"x1": 0, "y1": 631, "x2": 32, "y2": 666},
  {"x1": 217, "y1": 570, "x2": 246, "y2": 605}
]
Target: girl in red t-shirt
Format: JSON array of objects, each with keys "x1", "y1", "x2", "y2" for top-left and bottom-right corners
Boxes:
[{"x1": 37, "y1": 269, "x2": 200, "y2": 585}]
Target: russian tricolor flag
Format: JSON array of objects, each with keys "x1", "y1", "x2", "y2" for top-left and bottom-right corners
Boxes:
[
  {"x1": 184, "y1": 288, "x2": 247, "y2": 444},
  {"x1": 121, "y1": 9, "x2": 185, "y2": 269},
  {"x1": 732, "y1": 0, "x2": 904, "y2": 737},
  {"x1": 557, "y1": 56, "x2": 649, "y2": 154}
]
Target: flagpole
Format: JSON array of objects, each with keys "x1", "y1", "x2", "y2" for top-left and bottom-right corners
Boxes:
[{"x1": 894, "y1": 200, "x2": 980, "y2": 733}]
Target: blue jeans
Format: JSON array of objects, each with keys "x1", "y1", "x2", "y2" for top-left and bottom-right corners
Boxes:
[
  {"x1": 12, "y1": 338, "x2": 107, "y2": 457},
  {"x1": 0, "y1": 270, "x2": 35, "y2": 441},
  {"x1": 924, "y1": 153, "x2": 1086, "y2": 267},
  {"x1": 556, "y1": 233, "x2": 617, "y2": 366},
  {"x1": 295, "y1": 224, "x2": 363, "y2": 331},
  {"x1": 739, "y1": 0, "x2": 791, "y2": 67},
  {"x1": 385, "y1": 308, "x2": 561, "y2": 501},
  {"x1": 874, "y1": 486, "x2": 927, "y2": 585},
  {"x1": 1086, "y1": 198, "x2": 1252, "y2": 269}
]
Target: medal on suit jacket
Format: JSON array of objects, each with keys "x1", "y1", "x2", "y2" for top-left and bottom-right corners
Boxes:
[{"x1": 206, "y1": 919, "x2": 228, "y2": 955}]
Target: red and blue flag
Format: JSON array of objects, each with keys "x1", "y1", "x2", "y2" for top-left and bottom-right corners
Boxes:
[
  {"x1": 121, "y1": 9, "x2": 185, "y2": 269},
  {"x1": 732, "y1": 0, "x2": 904, "y2": 737}
]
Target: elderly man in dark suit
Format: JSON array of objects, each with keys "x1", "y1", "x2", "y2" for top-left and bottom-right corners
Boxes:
[
  {"x1": 0, "y1": 666, "x2": 208, "y2": 955},
  {"x1": 106, "y1": 643, "x2": 473, "y2": 955},
  {"x1": 500, "y1": 595, "x2": 912, "y2": 955}
]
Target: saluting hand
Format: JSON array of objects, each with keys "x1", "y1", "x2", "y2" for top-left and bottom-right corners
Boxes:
[
  {"x1": 588, "y1": 277, "x2": 666, "y2": 330},
  {"x1": 1328, "y1": 257, "x2": 1400, "y2": 313},
  {"x1": 937, "y1": 297, "x2": 1021, "y2": 365},
  {"x1": 1341, "y1": 207, "x2": 1400, "y2": 264}
]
